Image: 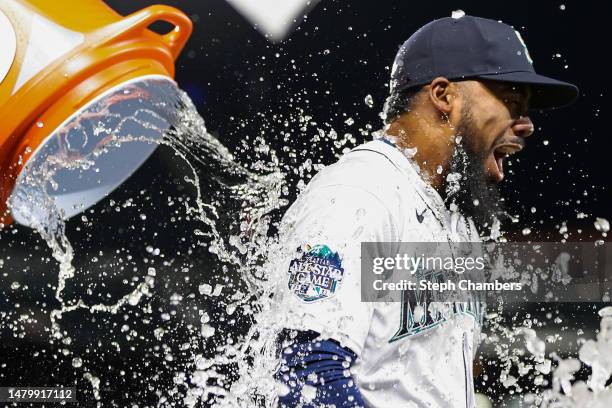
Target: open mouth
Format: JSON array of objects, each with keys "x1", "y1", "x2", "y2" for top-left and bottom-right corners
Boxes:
[{"x1": 489, "y1": 142, "x2": 523, "y2": 182}]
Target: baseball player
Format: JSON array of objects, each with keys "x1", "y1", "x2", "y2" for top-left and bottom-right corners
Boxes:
[{"x1": 273, "y1": 14, "x2": 578, "y2": 407}]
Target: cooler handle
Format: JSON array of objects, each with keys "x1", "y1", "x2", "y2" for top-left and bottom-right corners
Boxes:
[{"x1": 128, "y1": 5, "x2": 193, "y2": 59}]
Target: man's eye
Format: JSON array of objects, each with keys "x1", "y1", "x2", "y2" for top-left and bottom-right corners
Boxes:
[{"x1": 504, "y1": 98, "x2": 526, "y2": 116}]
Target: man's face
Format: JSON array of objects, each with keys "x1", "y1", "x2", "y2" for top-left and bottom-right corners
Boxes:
[
  {"x1": 446, "y1": 80, "x2": 533, "y2": 230},
  {"x1": 457, "y1": 80, "x2": 534, "y2": 183}
]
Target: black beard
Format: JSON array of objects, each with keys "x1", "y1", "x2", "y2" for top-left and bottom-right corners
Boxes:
[{"x1": 443, "y1": 112, "x2": 503, "y2": 234}]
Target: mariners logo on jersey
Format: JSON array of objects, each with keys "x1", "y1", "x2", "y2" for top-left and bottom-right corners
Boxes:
[
  {"x1": 288, "y1": 244, "x2": 344, "y2": 303},
  {"x1": 389, "y1": 267, "x2": 486, "y2": 343}
]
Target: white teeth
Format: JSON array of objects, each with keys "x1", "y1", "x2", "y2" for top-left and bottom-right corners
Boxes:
[{"x1": 495, "y1": 156, "x2": 504, "y2": 178}]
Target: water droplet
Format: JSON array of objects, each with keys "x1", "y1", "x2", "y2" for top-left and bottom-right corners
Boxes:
[
  {"x1": 355, "y1": 208, "x2": 367, "y2": 219},
  {"x1": 199, "y1": 284, "x2": 213, "y2": 296},
  {"x1": 201, "y1": 324, "x2": 215, "y2": 338},
  {"x1": 451, "y1": 9, "x2": 466, "y2": 19},
  {"x1": 413, "y1": 305, "x2": 425, "y2": 321},
  {"x1": 301, "y1": 384, "x2": 317, "y2": 402},
  {"x1": 153, "y1": 328, "x2": 165, "y2": 340},
  {"x1": 594, "y1": 217, "x2": 610, "y2": 233},
  {"x1": 276, "y1": 381, "x2": 290, "y2": 397},
  {"x1": 403, "y1": 146, "x2": 417, "y2": 158},
  {"x1": 352, "y1": 225, "x2": 364, "y2": 239},
  {"x1": 599, "y1": 306, "x2": 612, "y2": 318}
]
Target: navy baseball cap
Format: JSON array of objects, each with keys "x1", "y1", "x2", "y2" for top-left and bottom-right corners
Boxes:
[{"x1": 390, "y1": 12, "x2": 579, "y2": 109}]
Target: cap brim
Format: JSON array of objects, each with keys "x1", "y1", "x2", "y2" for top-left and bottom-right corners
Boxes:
[{"x1": 476, "y1": 71, "x2": 579, "y2": 110}]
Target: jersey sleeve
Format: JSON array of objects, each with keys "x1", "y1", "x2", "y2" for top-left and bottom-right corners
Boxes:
[
  {"x1": 275, "y1": 183, "x2": 397, "y2": 355},
  {"x1": 276, "y1": 330, "x2": 367, "y2": 407}
]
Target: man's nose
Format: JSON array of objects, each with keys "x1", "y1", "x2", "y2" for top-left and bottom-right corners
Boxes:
[{"x1": 512, "y1": 116, "x2": 535, "y2": 138}]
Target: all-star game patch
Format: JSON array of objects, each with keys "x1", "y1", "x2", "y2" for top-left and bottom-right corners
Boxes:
[{"x1": 287, "y1": 244, "x2": 344, "y2": 303}]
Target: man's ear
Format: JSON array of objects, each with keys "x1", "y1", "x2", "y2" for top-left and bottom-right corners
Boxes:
[{"x1": 427, "y1": 77, "x2": 456, "y2": 116}]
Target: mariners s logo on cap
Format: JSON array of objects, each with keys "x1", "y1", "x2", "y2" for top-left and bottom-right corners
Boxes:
[
  {"x1": 513, "y1": 30, "x2": 533, "y2": 65},
  {"x1": 287, "y1": 244, "x2": 344, "y2": 303}
]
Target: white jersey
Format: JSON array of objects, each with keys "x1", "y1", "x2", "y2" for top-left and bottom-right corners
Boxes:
[{"x1": 276, "y1": 139, "x2": 484, "y2": 408}]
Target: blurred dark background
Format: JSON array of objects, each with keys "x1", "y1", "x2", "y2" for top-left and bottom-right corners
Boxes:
[{"x1": 0, "y1": 0, "x2": 610, "y2": 407}]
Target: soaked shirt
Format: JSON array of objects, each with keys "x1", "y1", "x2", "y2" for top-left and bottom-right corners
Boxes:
[{"x1": 277, "y1": 138, "x2": 483, "y2": 408}]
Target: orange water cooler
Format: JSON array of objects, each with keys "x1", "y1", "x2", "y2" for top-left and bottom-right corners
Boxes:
[{"x1": 0, "y1": 0, "x2": 192, "y2": 228}]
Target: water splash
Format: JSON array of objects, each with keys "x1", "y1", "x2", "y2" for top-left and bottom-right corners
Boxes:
[
  {"x1": 1, "y1": 76, "x2": 610, "y2": 408},
  {"x1": 4, "y1": 77, "x2": 289, "y2": 406},
  {"x1": 531, "y1": 306, "x2": 612, "y2": 407}
]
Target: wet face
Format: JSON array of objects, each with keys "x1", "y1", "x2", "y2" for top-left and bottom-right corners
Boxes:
[
  {"x1": 446, "y1": 80, "x2": 534, "y2": 230},
  {"x1": 458, "y1": 80, "x2": 534, "y2": 183}
]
